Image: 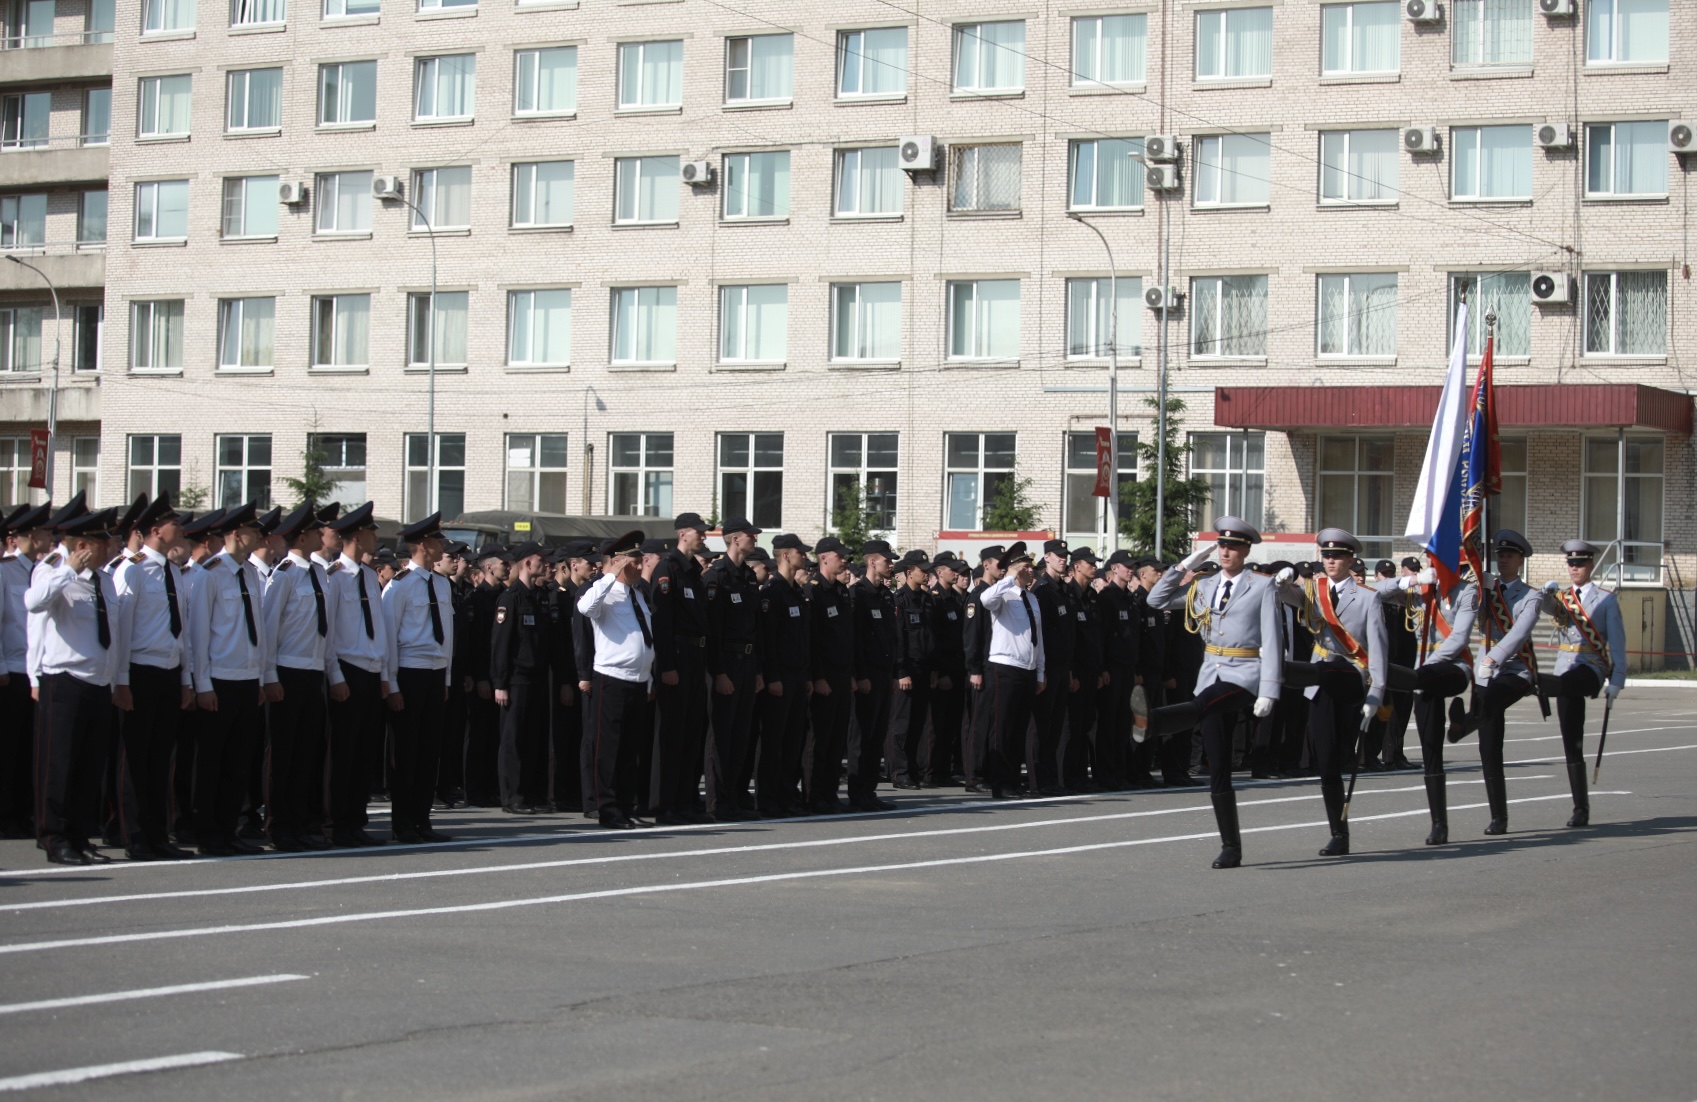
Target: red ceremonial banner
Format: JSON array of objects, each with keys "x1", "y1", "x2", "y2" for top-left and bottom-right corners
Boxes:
[
  {"x1": 27, "y1": 429, "x2": 49, "y2": 490},
  {"x1": 1092, "y1": 427, "x2": 1112, "y2": 497}
]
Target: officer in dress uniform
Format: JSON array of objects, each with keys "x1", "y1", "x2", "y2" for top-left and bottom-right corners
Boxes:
[
  {"x1": 576, "y1": 530, "x2": 654, "y2": 830},
  {"x1": 0, "y1": 502, "x2": 52, "y2": 838},
  {"x1": 848, "y1": 539, "x2": 897, "y2": 812},
  {"x1": 961, "y1": 547, "x2": 1002, "y2": 794},
  {"x1": 1029, "y1": 539, "x2": 1075, "y2": 796},
  {"x1": 169, "y1": 506, "x2": 223, "y2": 845},
  {"x1": 756, "y1": 533, "x2": 812, "y2": 816},
  {"x1": 805, "y1": 537, "x2": 854, "y2": 813},
  {"x1": 887, "y1": 549, "x2": 934, "y2": 791},
  {"x1": 926, "y1": 551, "x2": 967, "y2": 787},
  {"x1": 648, "y1": 514, "x2": 711, "y2": 825},
  {"x1": 491, "y1": 542, "x2": 563, "y2": 815},
  {"x1": 380, "y1": 513, "x2": 455, "y2": 844},
  {"x1": 979, "y1": 542, "x2": 1045, "y2": 800},
  {"x1": 1061, "y1": 548, "x2": 1102, "y2": 790},
  {"x1": 1141, "y1": 518, "x2": 1283, "y2": 870},
  {"x1": 97, "y1": 494, "x2": 149, "y2": 850},
  {"x1": 1540, "y1": 539, "x2": 1627, "y2": 829},
  {"x1": 703, "y1": 519, "x2": 764, "y2": 820},
  {"x1": 322, "y1": 502, "x2": 388, "y2": 847}
]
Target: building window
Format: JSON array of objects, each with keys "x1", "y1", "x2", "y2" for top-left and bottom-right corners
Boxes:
[
  {"x1": 408, "y1": 291, "x2": 470, "y2": 367},
  {"x1": 1195, "y1": 7, "x2": 1272, "y2": 80},
  {"x1": 1072, "y1": 14, "x2": 1146, "y2": 85},
  {"x1": 127, "y1": 434, "x2": 182, "y2": 500},
  {"x1": 312, "y1": 294, "x2": 370, "y2": 368},
  {"x1": 142, "y1": 0, "x2": 194, "y2": 34},
  {"x1": 73, "y1": 303, "x2": 103, "y2": 370},
  {"x1": 312, "y1": 433, "x2": 367, "y2": 502},
  {"x1": 1069, "y1": 138, "x2": 1144, "y2": 210},
  {"x1": 323, "y1": 0, "x2": 377, "y2": 17},
  {"x1": 403, "y1": 432, "x2": 465, "y2": 521},
  {"x1": 833, "y1": 147, "x2": 902, "y2": 216},
  {"x1": 0, "y1": 308, "x2": 42, "y2": 372},
  {"x1": 950, "y1": 143, "x2": 1021, "y2": 212},
  {"x1": 1194, "y1": 133, "x2": 1271, "y2": 205},
  {"x1": 1321, "y1": 2, "x2": 1399, "y2": 74},
  {"x1": 505, "y1": 433, "x2": 568, "y2": 513},
  {"x1": 0, "y1": 439, "x2": 27, "y2": 508},
  {"x1": 415, "y1": 55, "x2": 475, "y2": 120},
  {"x1": 1316, "y1": 436, "x2": 1394, "y2": 560},
  {"x1": 1451, "y1": 125, "x2": 1532, "y2": 200},
  {"x1": 608, "y1": 432, "x2": 673, "y2": 517},
  {"x1": 86, "y1": 0, "x2": 115, "y2": 42},
  {"x1": 953, "y1": 21, "x2": 1025, "y2": 92},
  {"x1": 723, "y1": 151, "x2": 790, "y2": 219},
  {"x1": 1190, "y1": 276, "x2": 1267, "y2": 357},
  {"x1": 511, "y1": 161, "x2": 573, "y2": 227},
  {"x1": 1317, "y1": 273, "x2": 1397, "y2": 357},
  {"x1": 610, "y1": 287, "x2": 676, "y2": 365},
  {"x1": 837, "y1": 27, "x2": 907, "y2": 98},
  {"x1": 1063, "y1": 431, "x2": 1136, "y2": 546},
  {"x1": 138, "y1": 75, "x2": 192, "y2": 138},
  {"x1": 82, "y1": 88, "x2": 111, "y2": 145},
  {"x1": 1190, "y1": 432, "x2": 1266, "y2": 532},
  {"x1": 829, "y1": 432, "x2": 897, "y2": 534},
  {"x1": 719, "y1": 285, "x2": 787, "y2": 365},
  {"x1": 226, "y1": 68, "x2": 281, "y2": 131},
  {"x1": 71, "y1": 436, "x2": 99, "y2": 499},
  {"x1": 314, "y1": 171, "x2": 372, "y2": 233},
  {"x1": 418, "y1": 0, "x2": 473, "y2": 10},
  {"x1": 1586, "y1": 0, "x2": 1666, "y2": 64},
  {"x1": 831, "y1": 282, "x2": 901, "y2": 362},
  {"x1": 1, "y1": 92, "x2": 49, "y2": 150},
  {"x1": 507, "y1": 289, "x2": 571, "y2": 367},
  {"x1": 617, "y1": 40, "x2": 682, "y2": 109},
  {"x1": 216, "y1": 434, "x2": 272, "y2": 508},
  {"x1": 221, "y1": 175, "x2": 278, "y2": 238},
  {"x1": 130, "y1": 300, "x2": 184, "y2": 370},
  {"x1": 718, "y1": 433, "x2": 783, "y2": 528},
  {"x1": 1449, "y1": 272, "x2": 1532, "y2": 356},
  {"x1": 1319, "y1": 129, "x2": 1398, "y2": 203},
  {"x1": 1584, "y1": 270, "x2": 1666, "y2": 356},
  {"x1": 6, "y1": 0, "x2": 54, "y2": 45},
  {"x1": 1583, "y1": 435, "x2": 1662, "y2": 581},
  {"x1": 0, "y1": 194, "x2": 46, "y2": 249},
  {"x1": 613, "y1": 156, "x2": 680, "y2": 224},
  {"x1": 947, "y1": 280, "x2": 1020, "y2": 361},
  {"x1": 1585, "y1": 122, "x2": 1667, "y2": 197},
  {"x1": 230, "y1": 0, "x2": 283, "y2": 27},
  {"x1": 944, "y1": 432, "x2": 1016, "y2": 531},
  {"x1": 1452, "y1": 0, "x2": 1532, "y2": 66},
  {"x1": 514, "y1": 47, "x2": 577, "y2": 116},
  {"x1": 411, "y1": 166, "x2": 471, "y2": 230},
  {"x1": 1065, "y1": 277, "x2": 1142, "y2": 359},
  {"x1": 134, "y1": 180, "x2": 189, "y2": 241},
  {"x1": 1492, "y1": 436, "x2": 1528, "y2": 541},
  {"x1": 217, "y1": 297, "x2": 275, "y2": 369},
  {"x1": 725, "y1": 34, "x2": 793, "y2": 103},
  {"x1": 319, "y1": 61, "x2": 377, "y2": 125}
]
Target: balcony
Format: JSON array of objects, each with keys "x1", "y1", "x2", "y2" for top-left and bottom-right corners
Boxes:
[
  {"x1": 0, "y1": 139, "x2": 108, "y2": 187},
  {"x1": 0, "y1": 36, "x2": 112, "y2": 87},
  {"x1": 0, "y1": 250, "x2": 104, "y2": 290}
]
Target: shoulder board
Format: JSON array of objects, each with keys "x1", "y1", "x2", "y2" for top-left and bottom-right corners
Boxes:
[
  {"x1": 326, "y1": 561, "x2": 343, "y2": 575},
  {"x1": 44, "y1": 553, "x2": 61, "y2": 567},
  {"x1": 205, "y1": 557, "x2": 222, "y2": 568},
  {"x1": 394, "y1": 564, "x2": 412, "y2": 577},
  {"x1": 130, "y1": 553, "x2": 146, "y2": 564},
  {"x1": 276, "y1": 559, "x2": 294, "y2": 572},
  {"x1": 0, "y1": 554, "x2": 12, "y2": 563},
  {"x1": 106, "y1": 556, "x2": 124, "y2": 570}
]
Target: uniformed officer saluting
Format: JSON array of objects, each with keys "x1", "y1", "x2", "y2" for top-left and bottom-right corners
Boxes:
[
  {"x1": 576, "y1": 530, "x2": 654, "y2": 830},
  {"x1": 380, "y1": 512, "x2": 455, "y2": 845},
  {"x1": 1539, "y1": 539, "x2": 1626, "y2": 829},
  {"x1": 979, "y1": 542, "x2": 1045, "y2": 800},
  {"x1": 490, "y1": 542, "x2": 565, "y2": 816}
]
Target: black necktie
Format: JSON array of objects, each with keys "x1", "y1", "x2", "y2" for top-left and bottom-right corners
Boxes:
[
  {"x1": 426, "y1": 575, "x2": 445, "y2": 644},
  {"x1": 1019, "y1": 592, "x2": 1038, "y2": 645},
  {"x1": 236, "y1": 565, "x2": 258, "y2": 645},
  {"x1": 356, "y1": 567, "x2": 374, "y2": 639},
  {"x1": 92, "y1": 574, "x2": 110, "y2": 649},
  {"x1": 308, "y1": 565, "x2": 328, "y2": 637},
  {"x1": 1218, "y1": 579, "x2": 1234, "y2": 611},
  {"x1": 630, "y1": 588, "x2": 653, "y2": 648},
  {"x1": 162, "y1": 560, "x2": 181, "y2": 638}
]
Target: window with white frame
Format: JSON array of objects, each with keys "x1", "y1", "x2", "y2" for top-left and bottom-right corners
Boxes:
[
  {"x1": 142, "y1": 0, "x2": 194, "y2": 34},
  {"x1": 418, "y1": 0, "x2": 472, "y2": 10},
  {"x1": 217, "y1": 297, "x2": 275, "y2": 369},
  {"x1": 71, "y1": 436, "x2": 99, "y2": 499},
  {"x1": 314, "y1": 171, "x2": 372, "y2": 233},
  {"x1": 837, "y1": 27, "x2": 907, "y2": 98},
  {"x1": 312, "y1": 433, "x2": 366, "y2": 502},
  {"x1": 1319, "y1": 129, "x2": 1399, "y2": 203},
  {"x1": 1583, "y1": 435, "x2": 1663, "y2": 580},
  {"x1": 1065, "y1": 277, "x2": 1142, "y2": 359},
  {"x1": 505, "y1": 433, "x2": 568, "y2": 513},
  {"x1": 82, "y1": 88, "x2": 110, "y2": 145},
  {"x1": 617, "y1": 40, "x2": 682, "y2": 109},
  {"x1": 1, "y1": 92, "x2": 49, "y2": 150},
  {"x1": 829, "y1": 432, "x2": 898, "y2": 533},
  {"x1": 312, "y1": 294, "x2": 369, "y2": 368},
  {"x1": 833, "y1": 147, "x2": 902, "y2": 216},
  {"x1": 403, "y1": 432, "x2": 465, "y2": 521},
  {"x1": 127, "y1": 434, "x2": 182, "y2": 501},
  {"x1": 1449, "y1": 271, "x2": 1531, "y2": 356},
  {"x1": 411, "y1": 166, "x2": 471, "y2": 229},
  {"x1": 0, "y1": 194, "x2": 45, "y2": 250},
  {"x1": 227, "y1": 68, "x2": 281, "y2": 131},
  {"x1": 953, "y1": 21, "x2": 1025, "y2": 92},
  {"x1": 0, "y1": 308, "x2": 41, "y2": 372},
  {"x1": 1194, "y1": 133, "x2": 1271, "y2": 205},
  {"x1": 86, "y1": 0, "x2": 115, "y2": 42},
  {"x1": 947, "y1": 280, "x2": 1020, "y2": 361},
  {"x1": 415, "y1": 55, "x2": 475, "y2": 120},
  {"x1": 1072, "y1": 14, "x2": 1146, "y2": 85},
  {"x1": 1491, "y1": 436, "x2": 1527, "y2": 540},
  {"x1": 610, "y1": 286, "x2": 676, "y2": 365},
  {"x1": 1316, "y1": 436, "x2": 1394, "y2": 560},
  {"x1": 1451, "y1": 125, "x2": 1532, "y2": 199},
  {"x1": 1063, "y1": 431, "x2": 1136, "y2": 546},
  {"x1": 725, "y1": 34, "x2": 793, "y2": 103},
  {"x1": 1584, "y1": 270, "x2": 1666, "y2": 356},
  {"x1": 1585, "y1": 121, "x2": 1667, "y2": 197},
  {"x1": 230, "y1": 0, "x2": 282, "y2": 27},
  {"x1": 1195, "y1": 7, "x2": 1272, "y2": 80},
  {"x1": 831, "y1": 282, "x2": 901, "y2": 362},
  {"x1": 0, "y1": 439, "x2": 28, "y2": 509},
  {"x1": 613, "y1": 156, "x2": 680, "y2": 224},
  {"x1": 134, "y1": 180, "x2": 189, "y2": 241},
  {"x1": 1318, "y1": 273, "x2": 1397, "y2": 357},
  {"x1": 1189, "y1": 432, "x2": 1266, "y2": 532},
  {"x1": 408, "y1": 291, "x2": 469, "y2": 366},
  {"x1": 318, "y1": 61, "x2": 376, "y2": 125},
  {"x1": 216, "y1": 434, "x2": 272, "y2": 508},
  {"x1": 723, "y1": 151, "x2": 789, "y2": 219},
  {"x1": 609, "y1": 432, "x2": 673, "y2": 517},
  {"x1": 221, "y1": 175, "x2": 278, "y2": 238},
  {"x1": 950, "y1": 143, "x2": 1021, "y2": 212},
  {"x1": 7, "y1": 0, "x2": 53, "y2": 46},
  {"x1": 1190, "y1": 275, "x2": 1268, "y2": 357},
  {"x1": 1321, "y1": 2, "x2": 1399, "y2": 74},
  {"x1": 73, "y1": 303, "x2": 103, "y2": 370},
  {"x1": 507, "y1": 289, "x2": 571, "y2": 367},
  {"x1": 1586, "y1": 0, "x2": 1666, "y2": 65},
  {"x1": 718, "y1": 433, "x2": 783, "y2": 528},
  {"x1": 138, "y1": 75, "x2": 191, "y2": 138},
  {"x1": 511, "y1": 161, "x2": 573, "y2": 227},
  {"x1": 719, "y1": 285, "x2": 786, "y2": 364},
  {"x1": 1069, "y1": 138, "x2": 1144, "y2": 210},
  {"x1": 514, "y1": 47, "x2": 577, "y2": 116},
  {"x1": 944, "y1": 432, "x2": 1016, "y2": 531},
  {"x1": 323, "y1": 0, "x2": 376, "y2": 17},
  {"x1": 131, "y1": 300, "x2": 184, "y2": 370},
  {"x1": 1452, "y1": 0, "x2": 1532, "y2": 66}
]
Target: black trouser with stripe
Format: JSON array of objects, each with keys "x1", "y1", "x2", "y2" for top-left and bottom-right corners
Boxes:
[
  {"x1": 887, "y1": 676, "x2": 931, "y2": 786},
  {"x1": 0, "y1": 674, "x2": 35, "y2": 833},
  {"x1": 1476, "y1": 674, "x2": 1533, "y2": 822},
  {"x1": 327, "y1": 662, "x2": 383, "y2": 835},
  {"x1": 267, "y1": 667, "x2": 327, "y2": 843},
  {"x1": 499, "y1": 671, "x2": 548, "y2": 810},
  {"x1": 805, "y1": 673, "x2": 851, "y2": 806},
  {"x1": 848, "y1": 671, "x2": 893, "y2": 801},
  {"x1": 586, "y1": 672, "x2": 648, "y2": 822},
  {"x1": 119, "y1": 663, "x2": 182, "y2": 850},
  {"x1": 391, "y1": 667, "x2": 445, "y2": 836},
  {"x1": 1192, "y1": 682, "x2": 1254, "y2": 797},
  {"x1": 1412, "y1": 663, "x2": 1471, "y2": 776},
  {"x1": 757, "y1": 675, "x2": 808, "y2": 813},
  {"x1": 1556, "y1": 664, "x2": 1603, "y2": 765},
  {"x1": 36, "y1": 672, "x2": 112, "y2": 847},
  {"x1": 651, "y1": 650, "x2": 707, "y2": 817},
  {"x1": 984, "y1": 662, "x2": 1037, "y2": 791},
  {"x1": 194, "y1": 677, "x2": 261, "y2": 846},
  {"x1": 707, "y1": 651, "x2": 759, "y2": 814}
]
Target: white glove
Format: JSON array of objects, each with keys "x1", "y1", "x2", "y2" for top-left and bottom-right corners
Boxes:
[
  {"x1": 1360, "y1": 703, "x2": 1377, "y2": 727},
  {"x1": 1252, "y1": 696, "x2": 1274, "y2": 718},
  {"x1": 1178, "y1": 541, "x2": 1218, "y2": 572},
  {"x1": 1605, "y1": 682, "x2": 1621, "y2": 700},
  {"x1": 1543, "y1": 580, "x2": 1561, "y2": 593},
  {"x1": 1397, "y1": 575, "x2": 1417, "y2": 591},
  {"x1": 1474, "y1": 654, "x2": 1496, "y2": 686},
  {"x1": 1418, "y1": 567, "x2": 1437, "y2": 587},
  {"x1": 1478, "y1": 571, "x2": 1498, "y2": 591},
  {"x1": 1275, "y1": 566, "x2": 1295, "y2": 584}
]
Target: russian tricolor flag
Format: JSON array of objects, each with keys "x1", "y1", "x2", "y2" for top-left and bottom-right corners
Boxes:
[{"x1": 1403, "y1": 302, "x2": 1471, "y2": 590}]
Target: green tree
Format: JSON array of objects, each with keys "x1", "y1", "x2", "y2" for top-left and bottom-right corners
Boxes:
[
  {"x1": 982, "y1": 464, "x2": 1042, "y2": 533},
  {"x1": 1121, "y1": 395, "x2": 1213, "y2": 561},
  {"x1": 828, "y1": 479, "x2": 875, "y2": 557},
  {"x1": 175, "y1": 461, "x2": 210, "y2": 511},
  {"x1": 282, "y1": 432, "x2": 337, "y2": 509}
]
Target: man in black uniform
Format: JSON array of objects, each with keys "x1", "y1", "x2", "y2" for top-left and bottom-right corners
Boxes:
[
  {"x1": 887, "y1": 549, "x2": 934, "y2": 790},
  {"x1": 464, "y1": 548, "x2": 508, "y2": 806},
  {"x1": 1063, "y1": 547, "x2": 1103, "y2": 790},
  {"x1": 648, "y1": 514, "x2": 709, "y2": 825},
  {"x1": 1029, "y1": 539, "x2": 1076, "y2": 795},
  {"x1": 805, "y1": 537, "x2": 854, "y2": 813},
  {"x1": 1371, "y1": 556, "x2": 1419, "y2": 770},
  {"x1": 962, "y1": 547, "x2": 1002, "y2": 794},
  {"x1": 1095, "y1": 550, "x2": 1139, "y2": 790},
  {"x1": 756, "y1": 533, "x2": 812, "y2": 816},
  {"x1": 491, "y1": 543, "x2": 562, "y2": 815},
  {"x1": 435, "y1": 540, "x2": 472, "y2": 808},
  {"x1": 544, "y1": 549, "x2": 581, "y2": 813},
  {"x1": 925, "y1": 552, "x2": 967, "y2": 787},
  {"x1": 704, "y1": 518, "x2": 763, "y2": 821},
  {"x1": 848, "y1": 540, "x2": 898, "y2": 812}
]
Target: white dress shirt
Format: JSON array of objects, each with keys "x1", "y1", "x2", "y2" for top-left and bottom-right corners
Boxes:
[
  {"x1": 112, "y1": 545, "x2": 192, "y2": 686},
  {"x1": 0, "y1": 553, "x2": 32, "y2": 674},
  {"x1": 262, "y1": 551, "x2": 341, "y2": 683},
  {"x1": 381, "y1": 565, "x2": 453, "y2": 687},
  {"x1": 325, "y1": 552, "x2": 388, "y2": 677},
  {"x1": 25, "y1": 548, "x2": 124, "y2": 687},
  {"x1": 577, "y1": 573, "x2": 654, "y2": 684},
  {"x1": 980, "y1": 574, "x2": 1045, "y2": 675},
  {"x1": 189, "y1": 550, "x2": 270, "y2": 692}
]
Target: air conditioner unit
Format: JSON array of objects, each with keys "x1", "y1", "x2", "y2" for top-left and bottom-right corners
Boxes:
[
  {"x1": 277, "y1": 181, "x2": 307, "y2": 205},
  {"x1": 1144, "y1": 285, "x2": 1181, "y2": 310},
  {"x1": 1670, "y1": 120, "x2": 1696, "y2": 154},
  {"x1": 898, "y1": 135, "x2": 938, "y2": 171},
  {"x1": 1534, "y1": 122, "x2": 1573, "y2": 149},
  {"x1": 1405, "y1": 0, "x2": 1442, "y2": 23},
  {"x1": 371, "y1": 175, "x2": 403, "y2": 200},
  {"x1": 1538, "y1": 0, "x2": 1575, "y2": 15},
  {"x1": 1403, "y1": 126, "x2": 1440, "y2": 153},
  {"x1": 681, "y1": 160, "x2": 713, "y2": 186},
  {"x1": 1531, "y1": 271, "x2": 1574, "y2": 305},
  {"x1": 1144, "y1": 134, "x2": 1180, "y2": 163},
  {"x1": 1146, "y1": 163, "x2": 1181, "y2": 191}
]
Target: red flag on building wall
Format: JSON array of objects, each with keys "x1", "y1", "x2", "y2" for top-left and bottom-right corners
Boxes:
[
  {"x1": 1092, "y1": 427, "x2": 1112, "y2": 497},
  {"x1": 27, "y1": 429, "x2": 49, "y2": 490}
]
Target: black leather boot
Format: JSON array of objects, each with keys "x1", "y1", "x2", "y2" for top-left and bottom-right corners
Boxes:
[
  {"x1": 1483, "y1": 773, "x2": 1508, "y2": 835},
  {"x1": 1446, "y1": 697, "x2": 1476, "y2": 743},
  {"x1": 1318, "y1": 777, "x2": 1349, "y2": 856},
  {"x1": 1210, "y1": 792, "x2": 1242, "y2": 869},
  {"x1": 1148, "y1": 699, "x2": 1203, "y2": 742},
  {"x1": 1565, "y1": 762, "x2": 1590, "y2": 827},
  {"x1": 1423, "y1": 774, "x2": 1448, "y2": 845}
]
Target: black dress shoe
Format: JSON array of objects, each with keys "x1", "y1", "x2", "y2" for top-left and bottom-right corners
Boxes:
[
  {"x1": 600, "y1": 816, "x2": 637, "y2": 830},
  {"x1": 418, "y1": 828, "x2": 453, "y2": 843},
  {"x1": 1425, "y1": 822, "x2": 1449, "y2": 845},
  {"x1": 198, "y1": 842, "x2": 236, "y2": 857},
  {"x1": 964, "y1": 784, "x2": 991, "y2": 795},
  {"x1": 392, "y1": 829, "x2": 423, "y2": 844},
  {"x1": 80, "y1": 844, "x2": 113, "y2": 864},
  {"x1": 1483, "y1": 819, "x2": 1508, "y2": 836},
  {"x1": 155, "y1": 841, "x2": 196, "y2": 860},
  {"x1": 125, "y1": 843, "x2": 161, "y2": 861},
  {"x1": 269, "y1": 834, "x2": 308, "y2": 853},
  {"x1": 229, "y1": 838, "x2": 265, "y2": 855},
  {"x1": 891, "y1": 781, "x2": 921, "y2": 790},
  {"x1": 1567, "y1": 808, "x2": 1589, "y2": 828},
  {"x1": 172, "y1": 826, "x2": 198, "y2": 847},
  {"x1": 1318, "y1": 832, "x2": 1350, "y2": 857},
  {"x1": 1212, "y1": 846, "x2": 1242, "y2": 869},
  {"x1": 300, "y1": 834, "x2": 333, "y2": 851},
  {"x1": 46, "y1": 839, "x2": 89, "y2": 865}
]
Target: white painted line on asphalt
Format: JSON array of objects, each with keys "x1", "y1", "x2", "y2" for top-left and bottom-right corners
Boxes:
[
  {"x1": 0, "y1": 1051, "x2": 242, "y2": 1092},
  {"x1": 0, "y1": 793, "x2": 1627, "y2": 957},
  {"x1": 1503, "y1": 725, "x2": 1682, "y2": 744},
  {"x1": 1507, "y1": 743, "x2": 1697, "y2": 766},
  {"x1": 0, "y1": 975, "x2": 307, "y2": 1016}
]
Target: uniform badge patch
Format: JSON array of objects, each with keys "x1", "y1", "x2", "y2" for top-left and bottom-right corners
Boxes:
[
  {"x1": 659, "y1": 577, "x2": 671, "y2": 595},
  {"x1": 707, "y1": 583, "x2": 718, "y2": 600},
  {"x1": 965, "y1": 604, "x2": 975, "y2": 618},
  {"x1": 496, "y1": 607, "x2": 507, "y2": 624},
  {"x1": 760, "y1": 598, "x2": 770, "y2": 613}
]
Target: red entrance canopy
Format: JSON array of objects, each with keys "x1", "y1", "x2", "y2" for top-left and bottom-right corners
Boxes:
[{"x1": 1213, "y1": 383, "x2": 1691, "y2": 435}]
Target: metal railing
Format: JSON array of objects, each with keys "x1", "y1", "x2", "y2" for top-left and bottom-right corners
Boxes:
[
  {"x1": 0, "y1": 133, "x2": 110, "y2": 152},
  {"x1": 0, "y1": 29, "x2": 113, "y2": 48}
]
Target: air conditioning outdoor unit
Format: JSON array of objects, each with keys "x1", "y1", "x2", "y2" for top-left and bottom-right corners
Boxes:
[
  {"x1": 371, "y1": 175, "x2": 403, "y2": 200},
  {"x1": 1144, "y1": 134, "x2": 1180, "y2": 163},
  {"x1": 277, "y1": 181, "x2": 307, "y2": 205},
  {"x1": 1404, "y1": 126, "x2": 1440, "y2": 153},
  {"x1": 1670, "y1": 121, "x2": 1695, "y2": 154},
  {"x1": 1538, "y1": 0, "x2": 1575, "y2": 15},
  {"x1": 1534, "y1": 122, "x2": 1573, "y2": 149},
  {"x1": 898, "y1": 135, "x2": 938, "y2": 171},
  {"x1": 1146, "y1": 163, "x2": 1181, "y2": 191},
  {"x1": 681, "y1": 160, "x2": 714, "y2": 186},
  {"x1": 1531, "y1": 271, "x2": 1574, "y2": 305},
  {"x1": 1406, "y1": 0, "x2": 1442, "y2": 23},
  {"x1": 1144, "y1": 285, "x2": 1181, "y2": 310}
]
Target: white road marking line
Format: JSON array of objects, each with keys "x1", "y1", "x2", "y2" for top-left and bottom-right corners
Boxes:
[
  {"x1": 1503, "y1": 725, "x2": 1682, "y2": 744},
  {"x1": 2, "y1": 778, "x2": 1548, "y2": 913},
  {"x1": 0, "y1": 793, "x2": 1628, "y2": 957},
  {"x1": 0, "y1": 1052, "x2": 242, "y2": 1092},
  {"x1": 1507, "y1": 743, "x2": 1697, "y2": 765},
  {"x1": 0, "y1": 975, "x2": 307, "y2": 1016}
]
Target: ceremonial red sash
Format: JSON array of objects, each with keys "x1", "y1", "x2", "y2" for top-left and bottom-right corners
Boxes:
[
  {"x1": 1315, "y1": 577, "x2": 1370, "y2": 673},
  {"x1": 1480, "y1": 581, "x2": 1540, "y2": 676},
  {"x1": 1558, "y1": 586, "x2": 1613, "y2": 674},
  {"x1": 1421, "y1": 589, "x2": 1473, "y2": 665}
]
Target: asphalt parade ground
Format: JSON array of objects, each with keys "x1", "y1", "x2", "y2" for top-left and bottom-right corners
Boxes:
[{"x1": 1, "y1": 690, "x2": 1693, "y2": 1101}]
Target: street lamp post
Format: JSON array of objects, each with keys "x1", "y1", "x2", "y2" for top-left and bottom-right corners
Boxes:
[
  {"x1": 5, "y1": 254, "x2": 63, "y2": 496},
  {"x1": 1066, "y1": 212, "x2": 1120, "y2": 555},
  {"x1": 388, "y1": 187, "x2": 438, "y2": 517}
]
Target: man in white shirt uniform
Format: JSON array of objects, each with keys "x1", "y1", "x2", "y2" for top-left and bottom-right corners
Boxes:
[
  {"x1": 323, "y1": 502, "x2": 389, "y2": 847},
  {"x1": 576, "y1": 530, "x2": 655, "y2": 831},
  {"x1": 381, "y1": 513, "x2": 456, "y2": 844},
  {"x1": 978, "y1": 542, "x2": 1045, "y2": 800}
]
